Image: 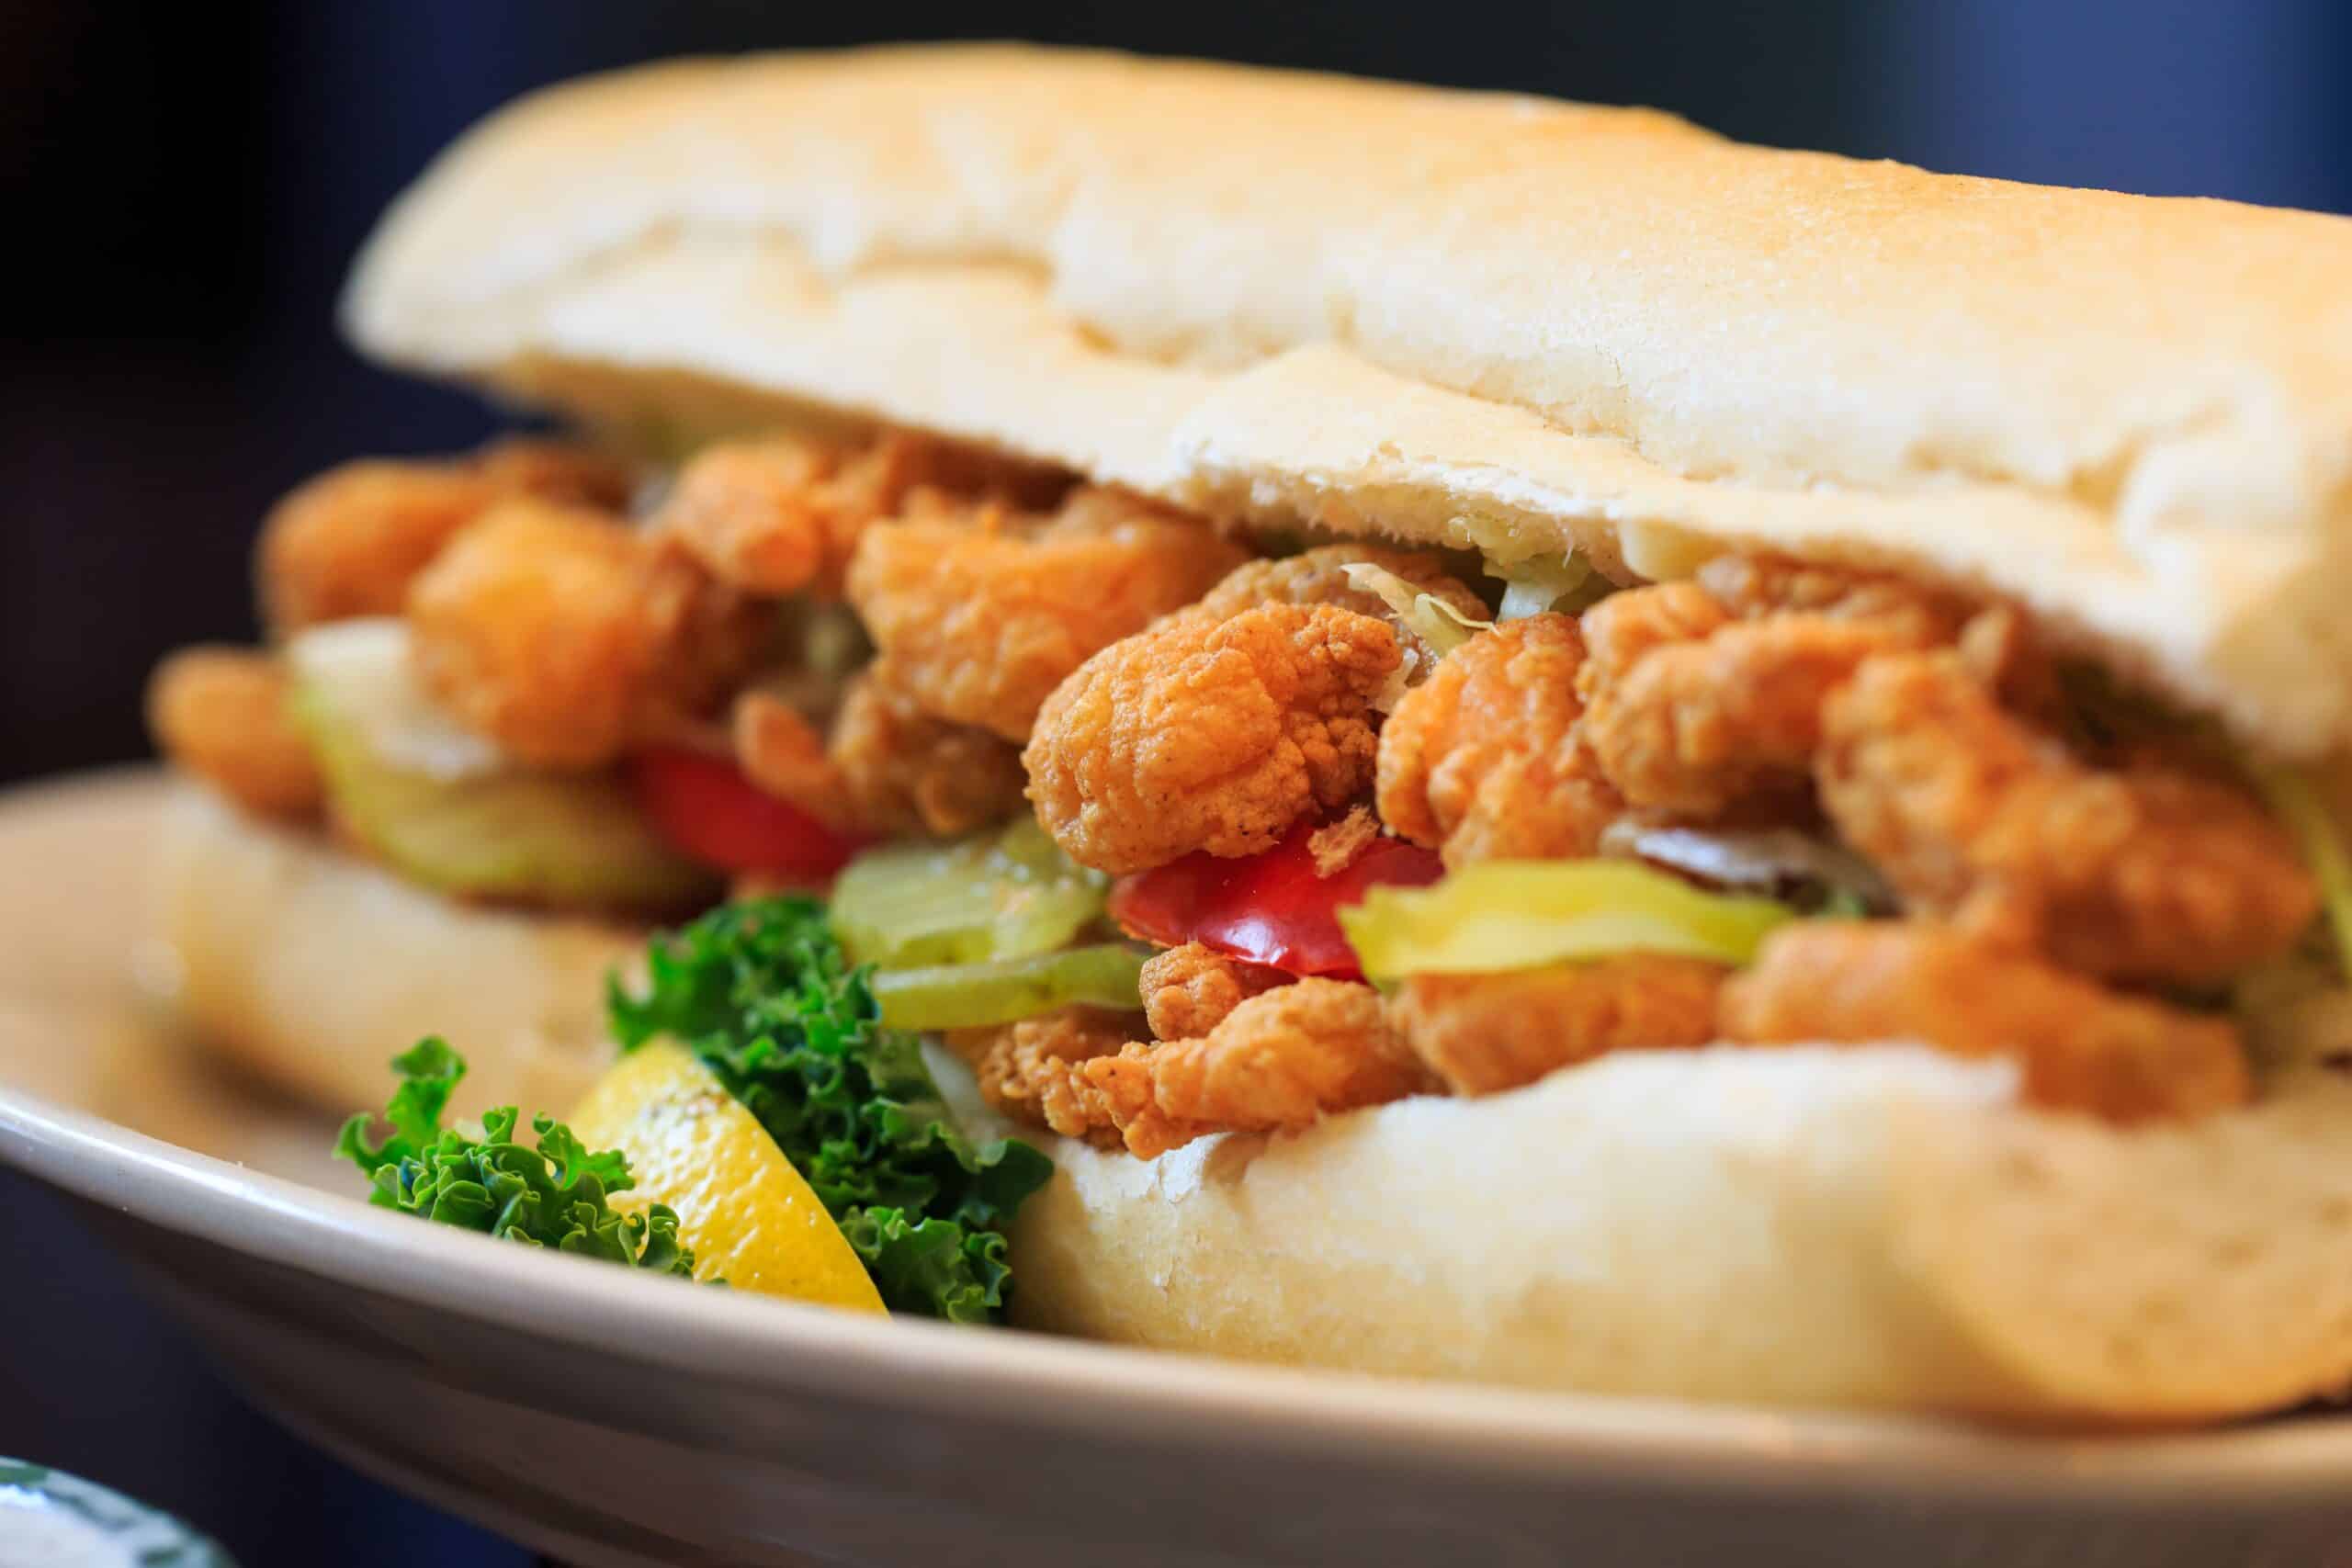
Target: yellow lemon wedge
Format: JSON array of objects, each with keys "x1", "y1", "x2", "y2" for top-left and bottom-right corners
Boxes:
[{"x1": 569, "y1": 1040, "x2": 886, "y2": 1314}]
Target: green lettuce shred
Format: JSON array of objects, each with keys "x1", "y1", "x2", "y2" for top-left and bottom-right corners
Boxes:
[
  {"x1": 334, "y1": 1038, "x2": 694, "y2": 1275},
  {"x1": 2251, "y1": 765, "x2": 2352, "y2": 983},
  {"x1": 608, "y1": 897, "x2": 1053, "y2": 1323},
  {"x1": 1340, "y1": 561, "x2": 1494, "y2": 656}
]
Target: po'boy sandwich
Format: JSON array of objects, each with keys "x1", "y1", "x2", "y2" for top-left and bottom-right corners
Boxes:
[{"x1": 147, "y1": 45, "x2": 2352, "y2": 1420}]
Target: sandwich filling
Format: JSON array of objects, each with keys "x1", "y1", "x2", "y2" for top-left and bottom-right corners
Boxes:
[{"x1": 150, "y1": 427, "x2": 2352, "y2": 1156}]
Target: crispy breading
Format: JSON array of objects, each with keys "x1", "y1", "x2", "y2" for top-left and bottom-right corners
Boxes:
[
  {"x1": 1695, "y1": 552, "x2": 1971, "y2": 641},
  {"x1": 1817, "y1": 652, "x2": 2318, "y2": 985},
  {"x1": 1390, "y1": 956, "x2": 1726, "y2": 1095},
  {"x1": 1306, "y1": 805, "x2": 1382, "y2": 875},
  {"x1": 654, "y1": 430, "x2": 1064, "y2": 599},
  {"x1": 1082, "y1": 978, "x2": 1432, "y2": 1158},
  {"x1": 847, "y1": 486, "x2": 1248, "y2": 741},
  {"x1": 1375, "y1": 614, "x2": 1622, "y2": 865},
  {"x1": 734, "y1": 674, "x2": 1028, "y2": 839},
  {"x1": 971, "y1": 1007, "x2": 1136, "y2": 1150},
  {"x1": 258, "y1": 440, "x2": 632, "y2": 635},
  {"x1": 1189, "y1": 544, "x2": 1487, "y2": 670},
  {"x1": 1024, "y1": 603, "x2": 1400, "y2": 874},
  {"x1": 1575, "y1": 558, "x2": 1974, "y2": 818},
  {"x1": 407, "y1": 499, "x2": 771, "y2": 769},
  {"x1": 145, "y1": 647, "x2": 323, "y2": 818},
  {"x1": 1720, "y1": 921, "x2": 2251, "y2": 1122},
  {"x1": 1138, "y1": 942, "x2": 1289, "y2": 1040}
]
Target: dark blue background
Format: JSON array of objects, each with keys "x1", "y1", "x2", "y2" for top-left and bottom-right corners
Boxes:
[{"x1": 3, "y1": 1, "x2": 2346, "y2": 1562}]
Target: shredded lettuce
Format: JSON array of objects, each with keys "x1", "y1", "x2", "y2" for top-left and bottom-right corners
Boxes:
[
  {"x1": 872, "y1": 943, "x2": 1148, "y2": 1031},
  {"x1": 1494, "y1": 553, "x2": 1612, "y2": 620},
  {"x1": 609, "y1": 897, "x2": 1053, "y2": 1323},
  {"x1": 334, "y1": 1039, "x2": 695, "y2": 1275},
  {"x1": 1340, "y1": 859, "x2": 1795, "y2": 981},
  {"x1": 2251, "y1": 764, "x2": 2352, "y2": 983},
  {"x1": 1340, "y1": 561, "x2": 1493, "y2": 657}
]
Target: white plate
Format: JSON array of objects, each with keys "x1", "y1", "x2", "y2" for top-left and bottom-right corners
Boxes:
[{"x1": 6, "y1": 772, "x2": 2352, "y2": 1568}]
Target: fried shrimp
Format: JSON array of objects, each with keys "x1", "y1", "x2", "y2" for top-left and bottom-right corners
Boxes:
[
  {"x1": 1025, "y1": 603, "x2": 1401, "y2": 874},
  {"x1": 1577, "y1": 557, "x2": 1973, "y2": 818},
  {"x1": 734, "y1": 674, "x2": 1028, "y2": 838},
  {"x1": 1082, "y1": 978, "x2": 1431, "y2": 1157},
  {"x1": 1817, "y1": 652, "x2": 2318, "y2": 985},
  {"x1": 1721, "y1": 922, "x2": 2250, "y2": 1122},
  {"x1": 1390, "y1": 956, "x2": 1726, "y2": 1095},
  {"x1": 971, "y1": 1007, "x2": 1136, "y2": 1150},
  {"x1": 1376, "y1": 614, "x2": 1621, "y2": 865},
  {"x1": 258, "y1": 440, "x2": 632, "y2": 635},
  {"x1": 1138, "y1": 942, "x2": 1289, "y2": 1040},
  {"x1": 408, "y1": 499, "x2": 770, "y2": 769},
  {"x1": 144, "y1": 647, "x2": 324, "y2": 818},
  {"x1": 655, "y1": 431, "x2": 1063, "y2": 599},
  {"x1": 847, "y1": 487, "x2": 1248, "y2": 741},
  {"x1": 1190, "y1": 545, "x2": 1487, "y2": 669}
]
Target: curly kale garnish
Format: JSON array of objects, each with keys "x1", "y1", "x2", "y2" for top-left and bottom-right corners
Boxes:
[
  {"x1": 609, "y1": 897, "x2": 1052, "y2": 1322},
  {"x1": 334, "y1": 1038, "x2": 694, "y2": 1275}
]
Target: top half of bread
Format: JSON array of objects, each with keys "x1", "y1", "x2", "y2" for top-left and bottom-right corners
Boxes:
[{"x1": 343, "y1": 44, "x2": 2352, "y2": 759}]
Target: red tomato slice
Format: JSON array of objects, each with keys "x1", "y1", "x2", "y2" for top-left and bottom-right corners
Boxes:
[
  {"x1": 628, "y1": 747, "x2": 870, "y2": 884},
  {"x1": 1106, "y1": 821, "x2": 1442, "y2": 980}
]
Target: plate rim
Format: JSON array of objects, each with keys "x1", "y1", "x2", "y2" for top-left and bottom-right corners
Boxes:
[{"x1": 7, "y1": 768, "x2": 2352, "y2": 1507}]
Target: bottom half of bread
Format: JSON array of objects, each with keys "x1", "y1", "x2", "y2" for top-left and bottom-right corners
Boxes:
[
  {"x1": 153, "y1": 787, "x2": 641, "y2": 1120},
  {"x1": 160, "y1": 786, "x2": 2352, "y2": 1421}
]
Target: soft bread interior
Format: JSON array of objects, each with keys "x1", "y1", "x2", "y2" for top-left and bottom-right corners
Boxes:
[
  {"x1": 951, "y1": 1047, "x2": 2352, "y2": 1421},
  {"x1": 345, "y1": 45, "x2": 2352, "y2": 756},
  {"x1": 152, "y1": 786, "x2": 637, "y2": 1119}
]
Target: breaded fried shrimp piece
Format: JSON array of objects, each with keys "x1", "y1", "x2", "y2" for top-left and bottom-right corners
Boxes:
[
  {"x1": 258, "y1": 440, "x2": 631, "y2": 635},
  {"x1": 1817, "y1": 653, "x2": 2318, "y2": 985},
  {"x1": 408, "y1": 499, "x2": 769, "y2": 769},
  {"x1": 1721, "y1": 922, "x2": 2250, "y2": 1122},
  {"x1": 655, "y1": 431, "x2": 1058, "y2": 600},
  {"x1": 1390, "y1": 956, "x2": 1726, "y2": 1095},
  {"x1": 848, "y1": 486, "x2": 1248, "y2": 741},
  {"x1": 1024, "y1": 603, "x2": 1401, "y2": 874},
  {"x1": 1083, "y1": 979, "x2": 1430, "y2": 1157},
  {"x1": 145, "y1": 647, "x2": 324, "y2": 818},
  {"x1": 1306, "y1": 806, "x2": 1382, "y2": 875},
  {"x1": 736, "y1": 673, "x2": 1028, "y2": 838},
  {"x1": 972, "y1": 1007, "x2": 1136, "y2": 1149},
  {"x1": 1190, "y1": 544, "x2": 1488, "y2": 669},
  {"x1": 1376, "y1": 614, "x2": 1621, "y2": 865},
  {"x1": 1695, "y1": 553, "x2": 1970, "y2": 642},
  {"x1": 1138, "y1": 942, "x2": 1289, "y2": 1040}
]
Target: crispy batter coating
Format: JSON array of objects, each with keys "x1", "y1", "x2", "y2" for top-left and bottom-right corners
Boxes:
[
  {"x1": 1390, "y1": 956, "x2": 1727, "y2": 1095},
  {"x1": 1817, "y1": 652, "x2": 2317, "y2": 985},
  {"x1": 1376, "y1": 614, "x2": 1622, "y2": 865},
  {"x1": 1721, "y1": 921, "x2": 2250, "y2": 1122},
  {"x1": 258, "y1": 440, "x2": 632, "y2": 635},
  {"x1": 655, "y1": 431, "x2": 1064, "y2": 599},
  {"x1": 1082, "y1": 978, "x2": 1432, "y2": 1158},
  {"x1": 1306, "y1": 805, "x2": 1382, "y2": 875},
  {"x1": 1025, "y1": 603, "x2": 1401, "y2": 874},
  {"x1": 847, "y1": 486, "x2": 1249, "y2": 742},
  {"x1": 1189, "y1": 544, "x2": 1487, "y2": 670},
  {"x1": 734, "y1": 674, "x2": 1028, "y2": 838},
  {"x1": 971, "y1": 1007, "x2": 1136, "y2": 1150},
  {"x1": 408, "y1": 499, "x2": 771, "y2": 769},
  {"x1": 145, "y1": 647, "x2": 323, "y2": 818},
  {"x1": 1138, "y1": 942, "x2": 1289, "y2": 1041},
  {"x1": 1576, "y1": 558, "x2": 1974, "y2": 818}
]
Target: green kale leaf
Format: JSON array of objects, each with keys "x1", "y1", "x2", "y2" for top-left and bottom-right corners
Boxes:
[
  {"x1": 334, "y1": 1037, "x2": 695, "y2": 1275},
  {"x1": 608, "y1": 897, "x2": 1053, "y2": 1322}
]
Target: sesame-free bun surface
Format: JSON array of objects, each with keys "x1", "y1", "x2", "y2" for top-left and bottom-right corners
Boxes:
[
  {"x1": 154, "y1": 787, "x2": 637, "y2": 1119},
  {"x1": 346, "y1": 44, "x2": 2352, "y2": 755},
  {"x1": 989, "y1": 1050, "x2": 2352, "y2": 1422}
]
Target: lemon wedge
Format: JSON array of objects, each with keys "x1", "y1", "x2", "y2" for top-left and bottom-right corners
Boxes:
[{"x1": 569, "y1": 1040, "x2": 886, "y2": 1314}]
